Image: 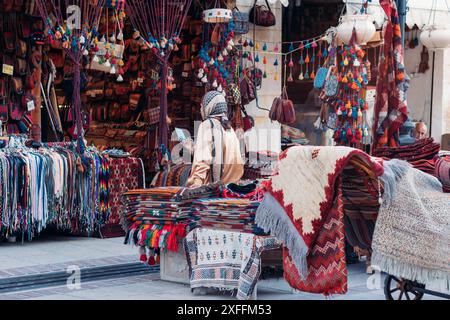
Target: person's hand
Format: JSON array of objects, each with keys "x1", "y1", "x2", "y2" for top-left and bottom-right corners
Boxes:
[{"x1": 182, "y1": 138, "x2": 194, "y2": 154}]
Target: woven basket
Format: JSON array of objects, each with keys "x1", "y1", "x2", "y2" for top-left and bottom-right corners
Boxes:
[{"x1": 233, "y1": 8, "x2": 249, "y2": 35}]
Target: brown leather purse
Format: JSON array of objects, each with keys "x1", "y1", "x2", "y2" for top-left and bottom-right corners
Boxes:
[
  {"x1": 249, "y1": 0, "x2": 276, "y2": 27},
  {"x1": 269, "y1": 86, "x2": 296, "y2": 125}
]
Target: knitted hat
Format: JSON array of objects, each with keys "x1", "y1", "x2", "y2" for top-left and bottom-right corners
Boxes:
[{"x1": 201, "y1": 90, "x2": 228, "y2": 119}]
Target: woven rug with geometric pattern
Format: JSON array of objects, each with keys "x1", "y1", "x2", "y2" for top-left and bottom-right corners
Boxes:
[{"x1": 255, "y1": 146, "x2": 384, "y2": 295}]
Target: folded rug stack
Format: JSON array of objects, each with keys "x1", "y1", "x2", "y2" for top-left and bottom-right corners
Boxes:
[
  {"x1": 373, "y1": 138, "x2": 440, "y2": 175},
  {"x1": 435, "y1": 153, "x2": 450, "y2": 193},
  {"x1": 122, "y1": 184, "x2": 222, "y2": 251},
  {"x1": 191, "y1": 198, "x2": 265, "y2": 235}
]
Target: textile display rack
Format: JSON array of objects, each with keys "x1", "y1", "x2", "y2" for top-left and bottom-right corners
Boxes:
[{"x1": 0, "y1": 136, "x2": 145, "y2": 242}]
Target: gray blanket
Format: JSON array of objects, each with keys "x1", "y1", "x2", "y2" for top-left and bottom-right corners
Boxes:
[{"x1": 372, "y1": 160, "x2": 450, "y2": 286}]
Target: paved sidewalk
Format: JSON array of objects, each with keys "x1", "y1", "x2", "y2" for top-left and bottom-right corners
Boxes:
[
  {"x1": 0, "y1": 235, "x2": 137, "y2": 275},
  {"x1": 0, "y1": 235, "x2": 447, "y2": 300}
]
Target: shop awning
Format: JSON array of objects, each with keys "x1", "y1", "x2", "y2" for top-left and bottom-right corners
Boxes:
[{"x1": 345, "y1": 0, "x2": 450, "y2": 28}]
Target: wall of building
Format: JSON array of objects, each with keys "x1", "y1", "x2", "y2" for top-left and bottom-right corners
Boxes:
[
  {"x1": 405, "y1": 43, "x2": 450, "y2": 144},
  {"x1": 236, "y1": 0, "x2": 282, "y2": 154}
]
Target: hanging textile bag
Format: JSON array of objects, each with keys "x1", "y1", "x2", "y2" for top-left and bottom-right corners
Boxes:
[
  {"x1": 226, "y1": 83, "x2": 241, "y2": 105},
  {"x1": 324, "y1": 67, "x2": 339, "y2": 97},
  {"x1": 0, "y1": 99, "x2": 8, "y2": 122},
  {"x1": 249, "y1": 0, "x2": 276, "y2": 27},
  {"x1": 240, "y1": 75, "x2": 256, "y2": 105},
  {"x1": 233, "y1": 7, "x2": 249, "y2": 35},
  {"x1": 314, "y1": 67, "x2": 329, "y2": 89},
  {"x1": 269, "y1": 86, "x2": 295, "y2": 125},
  {"x1": 146, "y1": 107, "x2": 161, "y2": 125}
]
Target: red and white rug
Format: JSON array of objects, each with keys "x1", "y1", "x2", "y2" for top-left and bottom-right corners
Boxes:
[{"x1": 256, "y1": 146, "x2": 384, "y2": 295}]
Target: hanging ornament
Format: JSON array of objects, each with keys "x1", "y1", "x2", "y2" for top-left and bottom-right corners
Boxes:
[
  {"x1": 273, "y1": 59, "x2": 278, "y2": 66},
  {"x1": 263, "y1": 42, "x2": 268, "y2": 51},
  {"x1": 110, "y1": 34, "x2": 116, "y2": 43},
  {"x1": 263, "y1": 56, "x2": 267, "y2": 64},
  {"x1": 288, "y1": 42, "x2": 294, "y2": 52},
  {"x1": 110, "y1": 65, "x2": 116, "y2": 74},
  {"x1": 83, "y1": 49, "x2": 89, "y2": 56},
  {"x1": 117, "y1": 74, "x2": 123, "y2": 82},
  {"x1": 274, "y1": 43, "x2": 279, "y2": 53},
  {"x1": 117, "y1": 30, "x2": 124, "y2": 41},
  {"x1": 104, "y1": 59, "x2": 111, "y2": 68},
  {"x1": 255, "y1": 42, "x2": 260, "y2": 50},
  {"x1": 255, "y1": 54, "x2": 260, "y2": 63},
  {"x1": 249, "y1": 40, "x2": 254, "y2": 47},
  {"x1": 93, "y1": 55, "x2": 99, "y2": 62}
]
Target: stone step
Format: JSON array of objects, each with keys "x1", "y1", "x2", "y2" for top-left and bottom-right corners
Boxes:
[{"x1": 0, "y1": 262, "x2": 159, "y2": 293}]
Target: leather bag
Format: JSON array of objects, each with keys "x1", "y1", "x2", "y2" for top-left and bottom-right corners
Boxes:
[
  {"x1": 269, "y1": 86, "x2": 296, "y2": 124},
  {"x1": 249, "y1": 0, "x2": 276, "y2": 27}
]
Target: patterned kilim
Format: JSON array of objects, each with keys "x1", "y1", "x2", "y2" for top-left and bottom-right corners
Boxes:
[
  {"x1": 191, "y1": 198, "x2": 265, "y2": 235},
  {"x1": 184, "y1": 228, "x2": 281, "y2": 300},
  {"x1": 283, "y1": 186, "x2": 347, "y2": 295},
  {"x1": 107, "y1": 157, "x2": 145, "y2": 224},
  {"x1": 255, "y1": 146, "x2": 384, "y2": 295},
  {"x1": 373, "y1": 0, "x2": 409, "y2": 148},
  {"x1": 373, "y1": 138, "x2": 441, "y2": 176}
]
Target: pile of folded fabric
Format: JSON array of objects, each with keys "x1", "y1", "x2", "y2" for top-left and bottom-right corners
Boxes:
[
  {"x1": 243, "y1": 151, "x2": 278, "y2": 180},
  {"x1": 373, "y1": 138, "x2": 440, "y2": 176},
  {"x1": 435, "y1": 153, "x2": 450, "y2": 193},
  {"x1": 122, "y1": 187, "x2": 192, "y2": 252},
  {"x1": 122, "y1": 184, "x2": 222, "y2": 252},
  {"x1": 191, "y1": 198, "x2": 266, "y2": 235}
]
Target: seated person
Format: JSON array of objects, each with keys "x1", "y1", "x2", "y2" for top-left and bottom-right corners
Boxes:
[{"x1": 412, "y1": 121, "x2": 428, "y2": 140}]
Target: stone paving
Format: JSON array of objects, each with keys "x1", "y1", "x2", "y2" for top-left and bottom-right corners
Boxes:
[{"x1": 0, "y1": 235, "x2": 447, "y2": 300}]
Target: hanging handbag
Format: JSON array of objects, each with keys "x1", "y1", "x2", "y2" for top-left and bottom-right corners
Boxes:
[
  {"x1": 129, "y1": 93, "x2": 141, "y2": 111},
  {"x1": 16, "y1": 40, "x2": 28, "y2": 58},
  {"x1": 249, "y1": 0, "x2": 276, "y2": 27},
  {"x1": 2, "y1": 0, "x2": 14, "y2": 12},
  {"x1": 211, "y1": 24, "x2": 222, "y2": 47},
  {"x1": 15, "y1": 58, "x2": 28, "y2": 76},
  {"x1": 226, "y1": 83, "x2": 241, "y2": 105},
  {"x1": 269, "y1": 86, "x2": 296, "y2": 124},
  {"x1": 314, "y1": 58, "x2": 331, "y2": 90},
  {"x1": 0, "y1": 79, "x2": 6, "y2": 99},
  {"x1": 0, "y1": 99, "x2": 8, "y2": 122},
  {"x1": 233, "y1": 7, "x2": 250, "y2": 35},
  {"x1": 245, "y1": 67, "x2": 263, "y2": 89},
  {"x1": 12, "y1": 78, "x2": 23, "y2": 95},
  {"x1": 9, "y1": 100, "x2": 24, "y2": 121},
  {"x1": 240, "y1": 75, "x2": 256, "y2": 106},
  {"x1": 146, "y1": 107, "x2": 161, "y2": 125},
  {"x1": 324, "y1": 74, "x2": 339, "y2": 97}
]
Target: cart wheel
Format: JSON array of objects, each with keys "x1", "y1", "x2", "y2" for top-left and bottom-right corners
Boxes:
[{"x1": 384, "y1": 275, "x2": 425, "y2": 300}]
